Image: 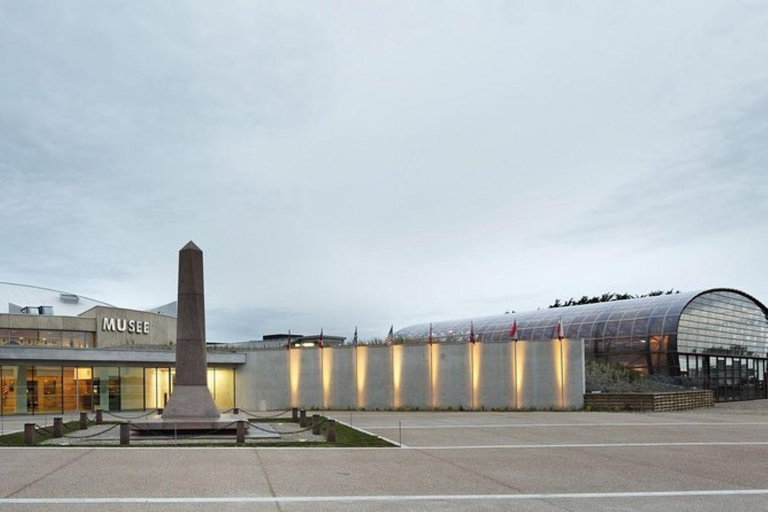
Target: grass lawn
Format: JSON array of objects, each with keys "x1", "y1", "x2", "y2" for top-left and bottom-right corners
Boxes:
[{"x1": 0, "y1": 421, "x2": 81, "y2": 447}]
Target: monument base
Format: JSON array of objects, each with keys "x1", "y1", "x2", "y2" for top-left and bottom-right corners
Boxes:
[
  {"x1": 130, "y1": 413, "x2": 280, "y2": 439},
  {"x1": 162, "y1": 385, "x2": 220, "y2": 419}
]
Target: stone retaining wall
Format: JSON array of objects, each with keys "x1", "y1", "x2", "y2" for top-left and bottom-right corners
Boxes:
[{"x1": 584, "y1": 390, "x2": 714, "y2": 412}]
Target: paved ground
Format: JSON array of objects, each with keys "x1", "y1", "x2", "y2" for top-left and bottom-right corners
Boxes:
[{"x1": 1, "y1": 402, "x2": 767, "y2": 510}]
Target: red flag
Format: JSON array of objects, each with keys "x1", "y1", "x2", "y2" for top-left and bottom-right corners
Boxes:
[
  {"x1": 469, "y1": 322, "x2": 476, "y2": 344},
  {"x1": 556, "y1": 319, "x2": 564, "y2": 341},
  {"x1": 509, "y1": 319, "x2": 518, "y2": 341},
  {"x1": 318, "y1": 328, "x2": 324, "y2": 349},
  {"x1": 385, "y1": 325, "x2": 394, "y2": 346}
]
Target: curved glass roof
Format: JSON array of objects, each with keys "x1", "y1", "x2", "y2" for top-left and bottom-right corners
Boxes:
[{"x1": 396, "y1": 288, "x2": 768, "y2": 357}]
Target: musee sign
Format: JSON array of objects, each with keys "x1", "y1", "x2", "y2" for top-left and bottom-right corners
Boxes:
[{"x1": 102, "y1": 317, "x2": 150, "y2": 334}]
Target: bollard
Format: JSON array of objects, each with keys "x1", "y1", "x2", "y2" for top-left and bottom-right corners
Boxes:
[
  {"x1": 299, "y1": 409, "x2": 307, "y2": 427},
  {"x1": 236, "y1": 420, "x2": 246, "y2": 444},
  {"x1": 95, "y1": 410, "x2": 103, "y2": 425},
  {"x1": 79, "y1": 412, "x2": 88, "y2": 430},
  {"x1": 120, "y1": 423, "x2": 130, "y2": 446},
  {"x1": 157, "y1": 408, "x2": 164, "y2": 416},
  {"x1": 24, "y1": 423, "x2": 36, "y2": 446},
  {"x1": 326, "y1": 419, "x2": 336, "y2": 442},
  {"x1": 292, "y1": 407, "x2": 299, "y2": 422},
  {"x1": 53, "y1": 417, "x2": 63, "y2": 438},
  {"x1": 312, "y1": 414, "x2": 321, "y2": 435},
  {"x1": 233, "y1": 407, "x2": 240, "y2": 415}
]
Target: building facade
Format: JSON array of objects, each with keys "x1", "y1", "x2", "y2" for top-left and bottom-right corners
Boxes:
[
  {"x1": 0, "y1": 284, "x2": 241, "y2": 415},
  {"x1": 397, "y1": 288, "x2": 768, "y2": 401}
]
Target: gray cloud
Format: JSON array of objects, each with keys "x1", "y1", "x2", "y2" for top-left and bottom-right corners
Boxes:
[{"x1": 1, "y1": 1, "x2": 766, "y2": 341}]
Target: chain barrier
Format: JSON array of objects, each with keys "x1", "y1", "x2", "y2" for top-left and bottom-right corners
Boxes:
[
  {"x1": 103, "y1": 409, "x2": 159, "y2": 420},
  {"x1": 33, "y1": 424, "x2": 53, "y2": 436},
  {"x1": 62, "y1": 424, "x2": 120, "y2": 440},
  {"x1": 248, "y1": 418, "x2": 327, "y2": 435},
  {"x1": 62, "y1": 422, "x2": 78, "y2": 431},
  {"x1": 240, "y1": 408, "x2": 292, "y2": 420},
  {"x1": 130, "y1": 421, "x2": 240, "y2": 440}
]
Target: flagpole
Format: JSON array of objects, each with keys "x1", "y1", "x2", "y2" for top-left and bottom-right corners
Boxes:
[
  {"x1": 287, "y1": 329, "x2": 292, "y2": 408},
  {"x1": 428, "y1": 323, "x2": 433, "y2": 410},
  {"x1": 354, "y1": 326, "x2": 359, "y2": 409},
  {"x1": 470, "y1": 344, "x2": 474, "y2": 410},
  {"x1": 319, "y1": 328, "x2": 325, "y2": 409},
  {"x1": 390, "y1": 336, "x2": 395, "y2": 409}
]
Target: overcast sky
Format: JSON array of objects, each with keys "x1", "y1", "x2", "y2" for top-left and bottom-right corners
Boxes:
[{"x1": 1, "y1": 1, "x2": 766, "y2": 342}]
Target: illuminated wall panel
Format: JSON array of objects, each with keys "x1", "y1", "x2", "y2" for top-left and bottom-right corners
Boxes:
[{"x1": 433, "y1": 343, "x2": 470, "y2": 409}]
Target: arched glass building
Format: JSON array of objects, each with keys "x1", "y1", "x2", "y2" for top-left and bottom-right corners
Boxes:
[{"x1": 396, "y1": 288, "x2": 768, "y2": 401}]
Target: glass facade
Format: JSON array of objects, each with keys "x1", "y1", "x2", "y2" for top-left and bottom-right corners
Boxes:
[
  {"x1": 396, "y1": 288, "x2": 768, "y2": 381},
  {"x1": 0, "y1": 330, "x2": 94, "y2": 348},
  {"x1": 0, "y1": 364, "x2": 236, "y2": 415}
]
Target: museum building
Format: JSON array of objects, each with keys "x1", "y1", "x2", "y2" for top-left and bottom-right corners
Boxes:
[
  {"x1": 396, "y1": 288, "x2": 768, "y2": 401},
  {"x1": 2, "y1": 282, "x2": 767, "y2": 414},
  {"x1": 0, "y1": 282, "x2": 241, "y2": 415}
]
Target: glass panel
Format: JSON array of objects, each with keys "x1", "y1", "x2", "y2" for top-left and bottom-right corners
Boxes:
[
  {"x1": 62, "y1": 332, "x2": 88, "y2": 348},
  {"x1": 39, "y1": 331, "x2": 62, "y2": 347},
  {"x1": 77, "y1": 367, "x2": 94, "y2": 411},
  {"x1": 9, "y1": 330, "x2": 37, "y2": 346},
  {"x1": 94, "y1": 367, "x2": 119, "y2": 412},
  {"x1": 63, "y1": 367, "x2": 77, "y2": 411},
  {"x1": 212, "y1": 368, "x2": 235, "y2": 410},
  {"x1": 1, "y1": 366, "x2": 19, "y2": 414},
  {"x1": 120, "y1": 367, "x2": 144, "y2": 411},
  {"x1": 207, "y1": 368, "x2": 215, "y2": 397},
  {"x1": 145, "y1": 368, "x2": 159, "y2": 409},
  {"x1": 678, "y1": 291, "x2": 768, "y2": 357},
  {"x1": 157, "y1": 368, "x2": 172, "y2": 408},
  {"x1": 34, "y1": 366, "x2": 63, "y2": 414}
]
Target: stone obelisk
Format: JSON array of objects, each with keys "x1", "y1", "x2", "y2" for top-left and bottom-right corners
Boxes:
[{"x1": 162, "y1": 241, "x2": 220, "y2": 419}]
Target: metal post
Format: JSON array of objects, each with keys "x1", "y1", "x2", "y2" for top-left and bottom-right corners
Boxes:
[
  {"x1": 299, "y1": 409, "x2": 307, "y2": 427},
  {"x1": 399, "y1": 421, "x2": 402, "y2": 447},
  {"x1": 157, "y1": 408, "x2": 164, "y2": 416},
  {"x1": 326, "y1": 419, "x2": 336, "y2": 442},
  {"x1": 120, "y1": 423, "x2": 130, "y2": 446},
  {"x1": 233, "y1": 407, "x2": 240, "y2": 415},
  {"x1": 79, "y1": 412, "x2": 88, "y2": 430},
  {"x1": 236, "y1": 420, "x2": 246, "y2": 444},
  {"x1": 24, "y1": 423, "x2": 35, "y2": 446},
  {"x1": 292, "y1": 407, "x2": 299, "y2": 422},
  {"x1": 312, "y1": 414, "x2": 321, "y2": 435},
  {"x1": 53, "y1": 417, "x2": 63, "y2": 438},
  {"x1": 95, "y1": 410, "x2": 103, "y2": 425}
]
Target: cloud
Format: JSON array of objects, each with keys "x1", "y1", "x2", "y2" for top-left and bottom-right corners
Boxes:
[{"x1": 1, "y1": 1, "x2": 766, "y2": 341}]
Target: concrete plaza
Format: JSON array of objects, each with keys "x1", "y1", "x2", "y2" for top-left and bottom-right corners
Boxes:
[{"x1": 1, "y1": 402, "x2": 767, "y2": 510}]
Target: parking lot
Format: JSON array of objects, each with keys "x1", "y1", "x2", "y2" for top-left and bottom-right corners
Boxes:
[{"x1": 0, "y1": 403, "x2": 767, "y2": 510}]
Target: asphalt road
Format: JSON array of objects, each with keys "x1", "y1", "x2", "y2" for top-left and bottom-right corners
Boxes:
[{"x1": 1, "y1": 403, "x2": 767, "y2": 511}]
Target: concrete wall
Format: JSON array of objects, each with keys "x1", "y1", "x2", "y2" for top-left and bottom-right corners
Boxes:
[
  {"x1": 236, "y1": 339, "x2": 585, "y2": 411},
  {"x1": 0, "y1": 314, "x2": 95, "y2": 333},
  {"x1": 79, "y1": 307, "x2": 177, "y2": 348}
]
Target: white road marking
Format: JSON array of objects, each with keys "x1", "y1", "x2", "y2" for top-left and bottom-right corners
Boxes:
[
  {"x1": 2, "y1": 489, "x2": 768, "y2": 504},
  {"x1": 365, "y1": 421, "x2": 768, "y2": 429},
  {"x1": 2, "y1": 441, "x2": 768, "y2": 451},
  {"x1": 409, "y1": 441, "x2": 768, "y2": 450}
]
